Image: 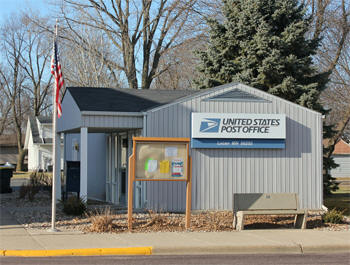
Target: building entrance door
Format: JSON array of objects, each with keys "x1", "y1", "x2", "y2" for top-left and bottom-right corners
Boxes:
[
  {"x1": 117, "y1": 134, "x2": 128, "y2": 205},
  {"x1": 106, "y1": 133, "x2": 128, "y2": 206},
  {"x1": 106, "y1": 135, "x2": 115, "y2": 204},
  {"x1": 106, "y1": 131, "x2": 146, "y2": 207}
]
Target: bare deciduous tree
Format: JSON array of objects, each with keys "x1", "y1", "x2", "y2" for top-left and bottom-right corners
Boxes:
[
  {"x1": 321, "y1": 37, "x2": 350, "y2": 158},
  {"x1": 0, "y1": 69, "x2": 12, "y2": 135},
  {"x1": 61, "y1": 25, "x2": 124, "y2": 87},
  {"x1": 58, "y1": 0, "x2": 202, "y2": 89},
  {"x1": 150, "y1": 0, "x2": 222, "y2": 90},
  {"x1": 151, "y1": 36, "x2": 205, "y2": 90},
  {"x1": 0, "y1": 17, "x2": 31, "y2": 170},
  {"x1": 21, "y1": 15, "x2": 53, "y2": 117},
  {"x1": 308, "y1": 0, "x2": 350, "y2": 157}
]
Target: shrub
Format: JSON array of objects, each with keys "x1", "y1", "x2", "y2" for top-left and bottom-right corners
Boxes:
[
  {"x1": 322, "y1": 209, "x2": 344, "y2": 224},
  {"x1": 18, "y1": 171, "x2": 55, "y2": 201},
  {"x1": 29, "y1": 172, "x2": 39, "y2": 185},
  {"x1": 61, "y1": 196, "x2": 87, "y2": 216},
  {"x1": 88, "y1": 207, "x2": 115, "y2": 233},
  {"x1": 18, "y1": 184, "x2": 28, "y2": 199},
  {"x1": 18, "y1": 183, "x2": 39, "y2": 201},
  {"x1": 26, "y1": 173, "x2": 42, "y2": 200},
  {"x1": 30, "y1": 171, "x2": 52, "y2": 191},
  {"x1": 38, "y1": 172, "x2": 52, "y2": 192},
  {"x1": 27, "y1": 184, "x2": 40, "y2": 201}
]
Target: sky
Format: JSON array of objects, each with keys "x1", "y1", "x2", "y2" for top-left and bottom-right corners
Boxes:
[{"x1": 0, "y1": 0, "x2": 52, "y2": 23}]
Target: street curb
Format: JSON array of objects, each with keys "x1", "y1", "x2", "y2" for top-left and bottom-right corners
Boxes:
[
  {"x1": 1, "y1": 247, "x2": 152, "y2": 257},
  {"x1": 302, "y1": 245, "x2": 350, "y2": 254},
  {"x1": 152, "y1": 245, "x2": 302, "y2": 255},
  {"x1": 152, "y1": 244, "x2": 350, "y2": 255}
]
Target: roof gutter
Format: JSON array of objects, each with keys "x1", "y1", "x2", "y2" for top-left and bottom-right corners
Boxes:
[
  {"x1": 36, "y1": 143, "x2": 64, "y2": 146},
  {"x1": 81, "y1": 111, "x2": 143, "y2": 117}
]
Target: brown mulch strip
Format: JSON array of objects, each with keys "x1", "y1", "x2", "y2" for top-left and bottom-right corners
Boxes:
[
  {"x1": 83, "y1": 210, "x2": 348, "y2": 233},
  {"x1": 1, "y1": 191, "x2": 349, "y2": 233}
]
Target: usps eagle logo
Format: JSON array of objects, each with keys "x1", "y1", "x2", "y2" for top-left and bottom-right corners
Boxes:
[{"x1": 199, "y1": 118, "x2": 220, "y2": 133}]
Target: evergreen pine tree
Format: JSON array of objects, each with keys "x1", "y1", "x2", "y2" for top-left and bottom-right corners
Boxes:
[{"x1": 195, "y1": 0, "x2": 336, "y2": 194}]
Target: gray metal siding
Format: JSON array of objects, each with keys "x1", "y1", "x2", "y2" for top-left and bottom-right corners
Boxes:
[
  {"x1": 82, "y1": 115, "x2": 143, "y2": 129},
  {"x1": 57, "y1": 91, "x2": 82, "y2": 132},
  {"x1": 330, "y1": 155, "x2": 350, "y2": 178},
  {"x1": 145, "y1": 84, "x2": 322, "y2": 211},
  {"x1": 65, "y1": 133, "x2": 107, "y2": 201}
]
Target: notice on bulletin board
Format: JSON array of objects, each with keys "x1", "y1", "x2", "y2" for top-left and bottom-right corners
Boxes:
[
  {"x1": 135, "y1": 142, "x2": 188, "y2": 180},
  {"x1": 171, "y1": 159, "x2": 184, "y2": 177},
  {"x1": 165, "y1": 147, "x2": 178, "y2": 157}
]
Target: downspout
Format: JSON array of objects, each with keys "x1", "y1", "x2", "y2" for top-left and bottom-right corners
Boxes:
[
  {"x1": 63, "y1": 133, "x2": 66, "y2": 200},
  {"x1": 142, "y1": 112, "x2": 147, "y2": 137},
  {"x1": 141, "y1": 112, "x2": 148, "y2": 208}
]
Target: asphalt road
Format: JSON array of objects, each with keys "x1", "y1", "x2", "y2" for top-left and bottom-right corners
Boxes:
[{"x1": 1, "y1": 253, "x2": 349, "y2": 265}]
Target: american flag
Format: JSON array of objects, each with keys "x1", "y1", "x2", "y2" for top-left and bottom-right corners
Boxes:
[{"x1": 51, "y1": 39, "x2": 64, "y2": 118}]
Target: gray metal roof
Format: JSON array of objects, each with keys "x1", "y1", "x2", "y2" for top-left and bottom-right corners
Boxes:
[
  {"x1": 67, "y1": 87, "x2": 200, "y2": 112},
  {"x1": 37, "y1": 116, "x2": 52, "y2": 124},
  {"x1": 42, "y1": 138, "x2": 63, "y2": 144},
  {"x1": 28, "y1": 117, "x2": 63, "y2": 144},
  {"x1": 205, "y1": 88, "x2": 269, "y2": 102},
  {"x1": 29, "y1": 116, "x2": 43, "y2": 144}
]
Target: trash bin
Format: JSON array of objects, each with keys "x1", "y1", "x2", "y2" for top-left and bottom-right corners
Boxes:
[{"x1": 0, "y1": 166, "x2": 13, "y2": 193}]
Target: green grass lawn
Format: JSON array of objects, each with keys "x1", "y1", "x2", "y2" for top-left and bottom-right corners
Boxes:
[
  {"x1": 337, "y1": 177, "x2": 350, "y2": 181},
  {"x1": 12, "y1": 171, "x2": 53, "y2": 179},
  {"x1": 12, "y1": 171, "x2": 32, "y2": 179},
  {"x1": 324, "y1": 185, "x2": 350, "y2": 216}
]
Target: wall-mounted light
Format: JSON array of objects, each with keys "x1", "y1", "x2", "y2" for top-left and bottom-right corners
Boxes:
[{"x1": 73, "y1": 142, "x2": 79, "y2": 152}]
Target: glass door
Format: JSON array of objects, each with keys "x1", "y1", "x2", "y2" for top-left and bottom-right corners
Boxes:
[
  {"x1": 106, "y1": 134, "x2": 118, "y2": 204},
  {"x1": 117, "y1": 134, "x2": 128, "y2": 205},
  {"x1": 105, "y1": 135, "x2": 112, "y2": 203}
]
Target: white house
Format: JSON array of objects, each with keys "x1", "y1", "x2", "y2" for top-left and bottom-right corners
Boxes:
[
  {"x1": 24, "y1": 116, "x2": 63, "y2": 171},
  {"x1": 0, "y1": 134, "x2": 22, "y2": 166},
  {"x1": 330, "y1": 139, "x2": 350, "y2": 178}
]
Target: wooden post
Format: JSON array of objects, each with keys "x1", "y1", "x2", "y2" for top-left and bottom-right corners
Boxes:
[
  {"x1": 128, "y1": 155, "x2": 134, "y2": 231},
  {"x1": 185, "y1": 156, "x2": 192, "y2": 229}
]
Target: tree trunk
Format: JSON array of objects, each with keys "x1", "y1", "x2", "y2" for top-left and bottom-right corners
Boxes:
[
  {"x1": 141, "y1": 47, "x2": 151, "y2": 89},
  {"x1": 34, "y1": 90, "x2": 39, "y2": 117},
  {"x1": 16, "y1": 148, "x2": 26, "y2": 172},
  {"x1": 14, "y1": 118, "x2": 25, "y2": 171},
  {"x1": 123, "y1": 39, "x2": 138, "y2": 89},
  {"x1": 126, "y1": 65, "x2": 138, "y2": 89}
]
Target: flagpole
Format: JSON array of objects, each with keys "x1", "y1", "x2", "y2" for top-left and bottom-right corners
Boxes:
[{"x1": 51, "y1": 19, "x2": 59, "y2": 232}]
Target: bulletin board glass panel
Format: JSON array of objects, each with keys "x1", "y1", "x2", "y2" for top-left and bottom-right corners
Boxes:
[{"x1": 135, "y1": 142, "x2": 188, "y2": 180}]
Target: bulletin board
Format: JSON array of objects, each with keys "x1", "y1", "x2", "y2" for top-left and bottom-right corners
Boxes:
[
  {"x1": 134, "y1": 141, "x2": 189, "y2": 181},
  {"x1": 128, "y1": 137, "x2": 192, "y2": 230}
]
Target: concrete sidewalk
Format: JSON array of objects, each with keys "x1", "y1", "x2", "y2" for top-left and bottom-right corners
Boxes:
[{"x1": 0, "y1": 207, "x2": 349, "y2": 256}]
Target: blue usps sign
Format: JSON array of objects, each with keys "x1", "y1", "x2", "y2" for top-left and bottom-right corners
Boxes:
[
  {"x1": 192, "y1": 113, "x2": 286, "y2": 139},
  {"x1": 191, "y1": 112, "x2": 286, "y2": 149},
  {"x1": 191, "y1": 139, "x2": 285, "y2": 149}
]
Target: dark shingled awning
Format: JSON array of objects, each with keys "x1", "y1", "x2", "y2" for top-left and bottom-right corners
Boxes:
[{"x1": 67, "y1": 87, "x2": 199, "y2": 112}]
